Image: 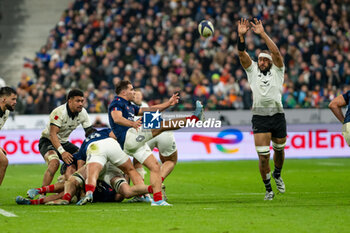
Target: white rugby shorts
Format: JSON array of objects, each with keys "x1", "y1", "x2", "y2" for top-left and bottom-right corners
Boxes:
[
  {"x1": 147, "y1": 131, "x2": 177, "y2": 156},
  {"x1": 123, "y1": 127, "x2": 153, "y2": 164},
  {"x1": 86, "y1": 138, "x2": 129, "y2": 167}
]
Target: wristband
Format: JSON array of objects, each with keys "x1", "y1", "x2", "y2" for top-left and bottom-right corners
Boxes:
[
  {"x1": 57, "y1": 146, "x2": 66, "y2": 154},
  {"x1": 238, "y1": 38, "x2": 246, "y2": 51}
]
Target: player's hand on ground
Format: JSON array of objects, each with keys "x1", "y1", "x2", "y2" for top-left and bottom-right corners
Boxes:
[
  {"x1": 61, "y1": 151, "x2": 73, "y2": 164},
  {"x1": 238, "y1": 18, "x2": 250, "y2": 37},
  {"x1": 168, "y1": 92, "x2": 180, "y2": 106},
  {"x1": 250, "y1": 18, "x2": 265, "y2": 35},
  {"x1": 132, "y1": 118, "x2": 142, "y2": 130}
]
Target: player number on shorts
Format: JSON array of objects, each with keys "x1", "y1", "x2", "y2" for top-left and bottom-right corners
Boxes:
[{"x1": 136, "y1": 135, "x2": 145, "y2": 142}]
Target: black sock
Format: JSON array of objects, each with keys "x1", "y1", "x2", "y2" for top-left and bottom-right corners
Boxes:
[
  {"x1": 263, "y1": 178, "x2": 272, "y2": 192},
  {"x1": 273, "y1": 166, "x2": 282, "y2": 179}
]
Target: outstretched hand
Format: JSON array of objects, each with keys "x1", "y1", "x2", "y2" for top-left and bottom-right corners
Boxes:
[
  {"x1": 168, "y1": 92, "x2": 180, "y2": 106},
  {"x1": 238, "y1": 18, "x2": 250, "y2": 37},
  {"x1": 250, "y1": 18, "x2": 265, "y2": 35}
]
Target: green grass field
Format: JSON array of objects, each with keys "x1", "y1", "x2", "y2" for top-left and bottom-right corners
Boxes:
[{"x1": 0, "y1": 158, "x2": 349, "y2": 233}]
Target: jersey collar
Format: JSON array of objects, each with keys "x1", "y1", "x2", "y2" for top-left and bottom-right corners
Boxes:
[
  {"x1": 66, "y1": 103, "x2": 79, "y2": 119},
  {"x1": 116, "y1": 96, "x2": 131, "y2": 104}
]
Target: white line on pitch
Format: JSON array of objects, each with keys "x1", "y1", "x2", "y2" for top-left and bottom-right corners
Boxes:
[
  {"x1": 0, "y1": 208, "x2": 17, "y2": 217},
  {"x1": 317, "y1": 162, "x2": 345, "y2": 166}
]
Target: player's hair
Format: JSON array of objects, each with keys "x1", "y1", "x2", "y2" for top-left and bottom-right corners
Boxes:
[
  {"x1": 115, "y1": 80, "x2": 132, "y2": 95},
  {"x1": 85, "y1": 127, "x2": 97, "y2": 138},
  {"x1": 0, "y1": 87, "x2": 16, "y2": 97},
  {"x1": 67, "y1": 89, "x2": 84, "y2": 100}
]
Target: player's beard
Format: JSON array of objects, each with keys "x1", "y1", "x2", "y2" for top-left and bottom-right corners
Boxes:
[
  {"x1": 5, "y1": 104, "x2": 14, "y2": 111},
  {"x1": 258, "y1": 63, "x2": 272, "y2": 75}
]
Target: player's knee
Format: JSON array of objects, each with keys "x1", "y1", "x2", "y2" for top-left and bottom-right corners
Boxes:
[
  {"x1": 256, "y1": 146, "x2": 270, "y2": 156},
  {"x1": 149, "y1": 162, "x2": 160, "y2": 173},
  {"x1": 48, "y1": 159, "x2": 60, "y2": 171},
  {"x1": 160, "y1": 151, "x2": 178, "y2": 164},
  {"x1": 272, "y1": 141, "x2": 286, "y2": 151},
  {"x1": 45, "y1": 151, "x2": 59, "y2": 163},
  {"x1": 65, "y1": 165, "x2": 76, "y2": 176},
  {"x1": 144, "y1": 156, "x2": 160, "y2": 172}
]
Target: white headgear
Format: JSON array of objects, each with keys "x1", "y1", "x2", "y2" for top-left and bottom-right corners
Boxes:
[{"x1": 258, "y1": 53, "x2": 272, "y2": 61}]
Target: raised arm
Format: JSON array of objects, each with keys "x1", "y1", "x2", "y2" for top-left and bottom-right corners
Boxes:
[
  {"x1": 250, "y1": 18, "x2": 284, "y2": 68},
  {"x1": 138, "y1": 93, "x2": 180, "y2": 116},
  {"x1": 329, "y1": 95, "x2": 347, "y2": 123},
  {"x1": 237, "y1": 18, "x2": 252, "y2": 69}
]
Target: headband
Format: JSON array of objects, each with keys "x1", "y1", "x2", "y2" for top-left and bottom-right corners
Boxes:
[{"x1": 258, "y1": 53, "x2": 272, "y2": 61}]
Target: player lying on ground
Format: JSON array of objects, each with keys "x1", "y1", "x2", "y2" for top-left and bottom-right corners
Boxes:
[
  {"x1": 17, "y1": 128, "x2": 150, "y2": 204},
  {"x1": 22, "y1": 128, "x2": 100, "y2": 200},
  {"x1": 16, "y1": 162, "x2": 151, "y2": 205}
]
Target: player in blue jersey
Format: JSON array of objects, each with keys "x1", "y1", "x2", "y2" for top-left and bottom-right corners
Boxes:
[
  {"x1": 23, "y1": 128, "x2": 101, "y2": 201},
  {"x1": 108, "y1": 80, "x2": 204, "y2": 206},
  {"x1": 329, "y1": 90, "x2": 350, "y2": 146},
  {"x1": 16, "y1": 163, "x2": 151, "y2": 205},
  {"x1": 17, "y1": 128, "x2": 150, "y2": 205}
]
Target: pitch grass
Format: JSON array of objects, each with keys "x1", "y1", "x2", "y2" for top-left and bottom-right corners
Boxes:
[{"x1": 0, "y1": 159, "x2": 350, "y2": 233}]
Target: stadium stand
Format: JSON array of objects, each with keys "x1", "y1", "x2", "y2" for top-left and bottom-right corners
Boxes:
[{"x1": 15, "y1": 0, "x2": 350, "y2": 114}]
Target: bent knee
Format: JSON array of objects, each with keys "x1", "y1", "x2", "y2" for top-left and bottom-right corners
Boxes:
[
  {"x1": 160, "y1": 151, "x2": 178, "y2": 164},
  {"x1": 44, "y1": 151, "x2": 59, "y2": 163},
  {"x1": 272, "y1": 141, "x2": 286, "y2": 151},
  {"x1": 149, "y1": 162, "x2": 160, "y2": 172},
  {"x1": 256, "y1": 146, "x2": 270, "y2": 156},
  {"x1": 48, "y1": 159, "x2": 60, "y2": 170}
]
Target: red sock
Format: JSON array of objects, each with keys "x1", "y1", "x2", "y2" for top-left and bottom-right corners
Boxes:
[
  {"x1": 186, "y1": 115, "x2": 199, "y2": 122},
  {"x1": 85, "y1": 184, "x2": 95, "y2": 193},
  {"x1": 38, "y1": 184, "x2": 55, "y2": 194},
  {"x1": 62, "y1": 193, "x2": 72, "y2": 202},
  {"x1": 153, "y1": 192, "x2": 162, "y2": 202},
  {"x1": 147, "y1": 185, "x2": 153, "y2": 194},
  {"x1": 161, "y1": 177, "x2": 165, "y2": 182},
  {"x1": 30, "y1": 198, "x2": 44, "y2": 205}
]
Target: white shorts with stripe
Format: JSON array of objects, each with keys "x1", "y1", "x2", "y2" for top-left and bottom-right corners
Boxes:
[{"x1": 86, "y1": 138, "x2": 129, "y2": 167}]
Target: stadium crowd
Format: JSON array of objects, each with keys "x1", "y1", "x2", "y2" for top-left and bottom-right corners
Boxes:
[{"x1": 13, "y1": 0, "x2": 350, "y2": 114}]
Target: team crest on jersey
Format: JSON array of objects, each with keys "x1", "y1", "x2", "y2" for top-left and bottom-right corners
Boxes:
[
  {"x1": 54, "y1": 115, "x2": 59, "y2": 120},
  {"x1": 260, "y1": 79, "x2": 270, "y2": 87}
]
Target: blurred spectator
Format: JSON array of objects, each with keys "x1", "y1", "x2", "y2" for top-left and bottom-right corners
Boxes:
[{"x1": 17, "y1": 0, "x2": 350, "y2": 114}]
